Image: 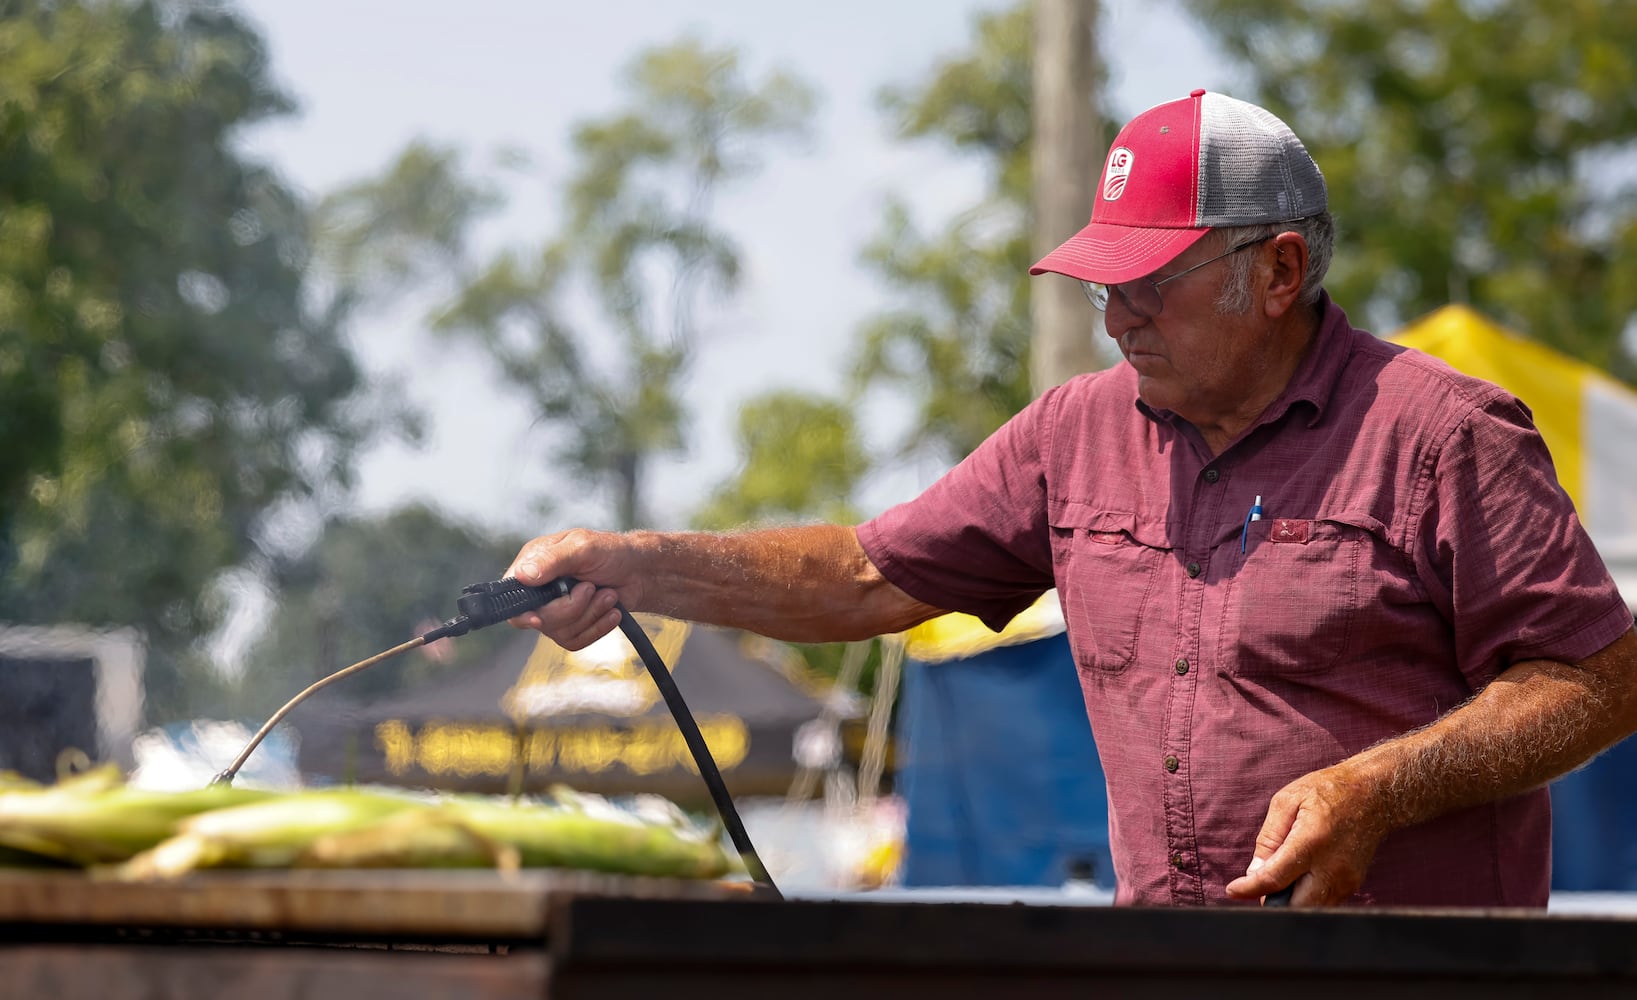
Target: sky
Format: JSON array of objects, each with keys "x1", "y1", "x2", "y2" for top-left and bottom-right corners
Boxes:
[{"x1": 234, "y1": 0, "x2": 1237, "y2": 538}]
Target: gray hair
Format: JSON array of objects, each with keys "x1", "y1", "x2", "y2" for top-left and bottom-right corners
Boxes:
[{"x1": 1213, "y1": 212, "x2": 1334, "y2": 314}]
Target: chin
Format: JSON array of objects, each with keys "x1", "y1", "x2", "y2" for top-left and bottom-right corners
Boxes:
[{"x1": 1134, "y1": 380, "x2": 1177, "y2": 412}]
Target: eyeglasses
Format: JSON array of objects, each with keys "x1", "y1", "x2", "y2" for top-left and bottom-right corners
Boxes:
[{"x1": 1080, "y1": 234, "x2": 1275, "y2": 318}]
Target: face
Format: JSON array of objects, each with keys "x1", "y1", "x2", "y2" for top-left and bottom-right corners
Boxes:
[{"x1": 1102, "y1": 238, "x2": 1283, "y2": 432}]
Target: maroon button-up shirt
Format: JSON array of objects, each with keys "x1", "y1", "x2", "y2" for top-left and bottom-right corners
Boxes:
[{"x1": 858, "y1": 296, "x2": 1632, "y2": 906}]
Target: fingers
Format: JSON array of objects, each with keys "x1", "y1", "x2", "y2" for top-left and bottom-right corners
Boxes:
[
  {"x1": 523, "y1": 585, "x2": 622, "y2": 650},
  {"x1": 1224, "y1": 790, "x2": 1302, "y2": 901},
  {"x1": 498, "y1": 530, "x2": 636, "y2": 649},
  {"x1": 506, "y1": 529, "x2": 598, "y2": 579},
  {"x1": 1227, "y1": 837, "x2": 1337, "y2": 905},
  {"x1": 506, "y1": 538, "x2": 562, "y2": 586},
  {"x1": 1224, "y1": 767, "x2": 1387, "y2": 906},
  {"x1": 1225, "y1": 844, "x2": 1309, "y2": 903},
  {"x1": 505, "y1": 574, "x2": 622, "y2": 651}
]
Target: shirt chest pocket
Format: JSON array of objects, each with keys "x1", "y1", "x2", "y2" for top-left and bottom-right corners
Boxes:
[
  {"x1": 1217, "y1": 514, "x2": 1380, "y2": 677},
  {"x1": 1048, "y1": 507, "x2": 1173, "y2": 675}
]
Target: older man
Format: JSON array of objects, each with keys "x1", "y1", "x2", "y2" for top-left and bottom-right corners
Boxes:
[{"x1": 505, "y1": 90, "x2": 1637, "y2": 906}]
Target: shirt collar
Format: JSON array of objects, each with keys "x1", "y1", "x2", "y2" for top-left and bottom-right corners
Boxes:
[{"x1": 1256, "y1": 290, "x2": 1358, "y2": 429}]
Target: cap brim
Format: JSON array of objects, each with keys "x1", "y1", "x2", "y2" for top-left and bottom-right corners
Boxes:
[{"x1": 1029, "y1": 221, "x2": 1211, "y2": 284}]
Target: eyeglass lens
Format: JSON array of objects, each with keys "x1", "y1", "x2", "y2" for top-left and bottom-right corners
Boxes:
[
  {"x1": 1077, "y1": 234, "x2": 1272, "y2": 318},
  {"x1": 1080, "y1": 279, "x2": 1162, "y2": 317}
]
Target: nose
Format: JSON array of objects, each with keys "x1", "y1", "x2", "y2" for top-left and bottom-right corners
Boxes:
[{"x1": 1100, "y1": 289, "x2": 1144, "y2": 340}]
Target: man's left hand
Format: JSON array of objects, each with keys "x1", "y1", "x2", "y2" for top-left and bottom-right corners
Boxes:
[{"x1": 1224, "y1": 762, "x2": 1392, "y2": 906}]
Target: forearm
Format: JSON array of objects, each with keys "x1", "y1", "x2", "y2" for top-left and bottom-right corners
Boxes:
[
  {"x1": 510, "y1": 523, "x2": 945, "y2": 644},
  {"x1": 623, "y1": 524, "x2": 941, "y2": 641},
  {"x1": 1338, "y1": 628, "x2": 1637, "y2": 833}
]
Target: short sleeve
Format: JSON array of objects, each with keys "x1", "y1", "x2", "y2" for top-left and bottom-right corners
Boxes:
[
  {"x1": 1412, "y1": 391, "x2": 1632, "y2": 685},
  {"x1": 856, "y1": 389, "x2": 1062, "y2": 632}
]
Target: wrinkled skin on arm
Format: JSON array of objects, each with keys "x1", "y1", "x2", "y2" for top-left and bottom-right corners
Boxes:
[
  {"x1": 1225, "y1": 627, "x2": 1637, "y2": 906},
  {"x1": 503, "y1": 524, "x2": 947, "y2": 650}
]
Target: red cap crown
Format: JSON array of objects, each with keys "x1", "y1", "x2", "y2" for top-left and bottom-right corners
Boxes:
[{"x1": 1031, "y1": 90, "x2": 1327, "y2": 285}]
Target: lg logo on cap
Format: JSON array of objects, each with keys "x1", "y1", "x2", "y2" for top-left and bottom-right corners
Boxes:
[{"x1": 1103, "y1": 146, "x2": 1134, "y2": 201}]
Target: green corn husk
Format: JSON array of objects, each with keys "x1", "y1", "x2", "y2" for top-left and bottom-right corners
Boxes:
[
  {"x1": 296, "y1": 789, "x2": 738, "y2": 880},
  {"x1": 294, "y1": 807, "x2": 520, "y2": 871},
  {"x1": 448, "y1": 793, "x2": 738, "y2": 880},
  {"x1": 0, "y1": 779, "x2": 276, "y2": 868},
  {"x1": 307, "y1": 794, "x2": 736, "y2": 879},
  {"x1": 0, "y1": 772, "x2": 42, "y2": 793},
  {"x1": 41, "y1": 763, "x2": 125, "y2": 796},
  {"x1": 117, "y1": 788, "x2": 426, "y2": 880}
]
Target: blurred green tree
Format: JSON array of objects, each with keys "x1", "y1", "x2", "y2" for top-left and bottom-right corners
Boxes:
[
  {"x1": 697, "y1": 1, "x2": 1116, "y2": 534},
  {"x1": 1188, "y1": 0, "x2": 1637, "y2": 381},
  {"x1": 224, "y1": 504, "x2": 526, "y2": 719},
  {"x1": 689, "y1": 390, "x2": 870, "y2": 530},
  {"x1": 319, "y1": 40, "x2": 815, "y2": 531},
  {"x1": 850, "y1": 1, "x2": 1112, "y2": 467},
  {"x1": 0, "y1": 0, "x2": 378, "y2": 721},
  {"x1": 690, "y1": 2, "x2": 1107, "y2": 694}
]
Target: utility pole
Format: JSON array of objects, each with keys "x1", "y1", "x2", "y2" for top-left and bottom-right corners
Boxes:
[{"x1": 1031, "y1": 0, "x2": 1116, "y2": 395}]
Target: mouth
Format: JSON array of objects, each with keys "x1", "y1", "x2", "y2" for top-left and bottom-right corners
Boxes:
[
  {"x1": 1121, "y1": 343, "x2": 1169, "y2": 377},
  {"x1": 1121, "y1": 339, "x2": 1159, "y2": 361}
]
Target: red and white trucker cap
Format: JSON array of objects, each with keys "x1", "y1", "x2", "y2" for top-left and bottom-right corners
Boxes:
[{"x1": 1030, "y1": 89, "x2": 1327, "y2": 285}]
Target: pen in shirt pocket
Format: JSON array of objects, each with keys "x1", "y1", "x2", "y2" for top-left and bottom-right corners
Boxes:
[{"x1": 1240, "y1": 495, "x2": 1263, "y2": 554}]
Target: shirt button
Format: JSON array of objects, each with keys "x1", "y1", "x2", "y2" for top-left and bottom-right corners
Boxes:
[
  {"x1": 1172, "y1": 853, "x2": 1187, "y2": 869},
  {"x1": 1203, "y1": 469, "x2": 1219, "y2": 483},
  {"x1": 1163, "y1": 755, "x2": 1180, "y2": 773},
  {"x1": 1186, "y1": 562, "x2": 1201, "y2": 578},
  {"x1": 1175, "y1": 658, "x2": 1189, "y2": 675}
]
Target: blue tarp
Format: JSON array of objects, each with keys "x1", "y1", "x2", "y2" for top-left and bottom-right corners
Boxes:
[
  {"x1": 1550, "y1": 733, "x2": 1637, "y2": 891},
  {"x1": 897, "y1": 634, "x2": 1637, "y2": 893},
  {"x1": 897, "y1": 633, "x2": 1113, "y2": 888}
]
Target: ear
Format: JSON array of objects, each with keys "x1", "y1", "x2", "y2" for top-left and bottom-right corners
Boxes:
[{"x1": 1263, "y1": 232, "x2": 1308, "y2": 318}]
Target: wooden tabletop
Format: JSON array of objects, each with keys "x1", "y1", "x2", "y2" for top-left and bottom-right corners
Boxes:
[{"x1": 0, "y1": 868, "x2": 754, "y2": 941}]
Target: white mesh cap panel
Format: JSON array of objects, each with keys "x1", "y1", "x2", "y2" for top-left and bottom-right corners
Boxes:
[{"x1": 1195, "y1": 93, "x2": 1328, "y2": 226}]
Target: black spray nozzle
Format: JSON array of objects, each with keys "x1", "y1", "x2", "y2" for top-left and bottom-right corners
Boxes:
[{"x1": 421, "y1": 575, "x2": 578, "y2": 642}]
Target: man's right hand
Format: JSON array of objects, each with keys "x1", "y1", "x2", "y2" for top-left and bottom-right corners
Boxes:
[{"x1": 504, "y1": 529, "x2": 640, "y2": 650}]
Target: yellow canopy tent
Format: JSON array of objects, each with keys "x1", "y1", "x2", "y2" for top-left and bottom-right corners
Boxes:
[
  {"x1": 1391, "y1": 305, "x2": 1637, "y2": 610},
  {"x1": 903, "y1": 592, "x2": 1064, "y2": 663}
]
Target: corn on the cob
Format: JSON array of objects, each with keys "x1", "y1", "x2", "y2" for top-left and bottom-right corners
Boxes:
[
  {"x1": 0, "y1": 772, "x2": 41, "y2": 792},
  {"x1": 117, "y1": 788, "x2": 424, "y2": 879},
  {"x1": 0, "y1": 778, "x2": 274, "y2": 867},
  {"x1": 294, "y1": 807, "x2": 520, "y2": 871},
  {"x1": 298, "y1": 792, "x2": 737, "y2": 880},
  {"x1": 61, "y1": 764, "x2": 124, "y2": 790},
  {"x1": 442, "y1": 795, "x2": 737, "y2": 880},
  {"x1": 6, "y1": 771, "x2": 739, "y2": 882}
]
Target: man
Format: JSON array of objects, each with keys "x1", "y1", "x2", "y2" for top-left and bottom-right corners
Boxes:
[{"x1": 505, "y1": 90, "x2": 1637, "y2": 906}]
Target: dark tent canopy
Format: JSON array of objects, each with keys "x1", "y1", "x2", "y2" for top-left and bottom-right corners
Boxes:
[{"x1": 290, "y1": 619, "x2": 834, "y2": 805}]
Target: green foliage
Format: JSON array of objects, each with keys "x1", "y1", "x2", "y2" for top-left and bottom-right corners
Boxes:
[
  {"x1": 0, "y1": 0, "x2": 372, "y2": 721},
  {"x1": 462, "y1": 40, "x2": 813, "y2": 530},
  {"x1": 850, "y1": 1, "x2": 1109, "y2": 464},
  {"x1": 694, "y1": 2, "x2": 1090, "y2": 689},
  {"x1": 1187, "y1": 0, "x2": 1637, "y2": 381},
  {"x1": 878, "y1": 1, "x2": 1038, "y2": 205},
  {"x1": 325, "y1": 40, "x2": 815, "y2": 531},
  {"x1": 699, "y1": 3, "x2": 1069, "y2": 521},
  {"x1": 852, "y1": 197, "x2": 1035, "y2": 463},
  {"x1": 315, "y1": 140, "x2": 502, "y2": 307},
  {"x1": 690, "y1": 391, "x2": 870, "y2": 530},
  {"x1": 227, "y1": 504, "x2": 527, "y2": 718}
]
